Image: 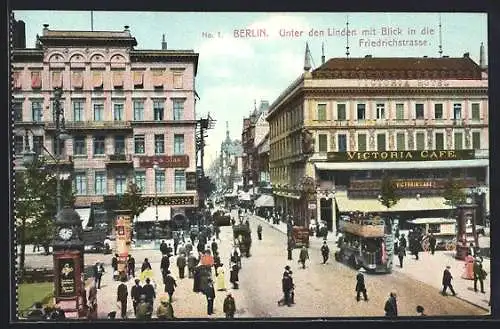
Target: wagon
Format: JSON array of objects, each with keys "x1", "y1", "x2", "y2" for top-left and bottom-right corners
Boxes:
[
  {"x1": 407, "y1": 218, "x2": 457, "y2": 251},
  {"x1": 233, "y1": 224, "x2": 252, "y2": 257}
]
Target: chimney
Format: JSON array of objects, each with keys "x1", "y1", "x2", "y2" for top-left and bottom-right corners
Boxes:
[
  {"x1": 304, "y1": 42, "x2": 311, "y2": 72},
  {"x1": 162, "y1": 34, "x2": 167, "y2": 50},
  {"x1": 365, "y1": 55, "x2": 372, "y2": 58},
  {"x1": 443, "y1": 55, "x2": 449, "y2": 58},
  {"x1": 423, "y1": 56, "x2": 428, "y2": 58},
  {"x1": 13, "y1": 19, "x2": 26, "y2": 49},
  {"x1": 479, "y1": 42, "x2": 486, "y2": 69},
  {"x1": 124, "y1": 25, "x2": 130, "y2": 32},
  {"x1": 463, "y1": 52, "x2": 470, "y2": 58}
]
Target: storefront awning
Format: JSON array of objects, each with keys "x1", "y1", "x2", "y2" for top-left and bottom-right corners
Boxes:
[
  {"x1": 315, "y1": 159, "x2": 489, "y2": 171},
  {"x1": 255, "y1": 194, "x2": 275, "y2": 208},
  {"x1": 135, "y1": 206, "x2": 171, "y2": 223},
  {"x1": 335, "y1": 192, "x2": 452, "y2": 213},
  {"x1": 75, "y1": 208, "x2": 91, "y2": 228}
]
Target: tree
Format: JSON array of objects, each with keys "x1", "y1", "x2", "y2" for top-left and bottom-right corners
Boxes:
[
  {"x1": 379, "y1": 174, "x2": 400, "y2": 210},
  {"x1": 15, "y1": 157, "x2": 75, "y2": 277},
  {"x1": 443, "y1": 175, "x2": 467, "y2": 217},
  {"x1": 120, "y1": 181, "x2": 147, "y2": 220}
]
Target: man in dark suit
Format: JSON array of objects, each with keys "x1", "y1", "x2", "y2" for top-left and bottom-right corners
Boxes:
[
  {"x1": 161, "y1": 254, "x2": 170, "y2": 282},
  {"x1": 127, "y1": 255, "x2": 136, "y2": 278},
  {"x1": 473, "y1": 257, "x2": 486, "y2": 293},
  {"x1": 163, "y1": 270, "x2": 177, "y2": 302},
  {"x1": 142, "y1": 278, "x2": 156, "y2": 313},
  {"x1": 116, "y1": 277, "x2": 128, "y2": 319},
  {"x1": 204, "y1": 279, "x2": 216, "y2": 315},
  {"x1": 428, "y1": 233, "x2": 437, "y2": 255},
  {"x1": 442, "y1": 265, "x2": 456, "y2": 296},
  {"x1": 130, "y1": 279, "x2": 142, "y2": 316},
  {"x1": 355, "y1": 271, "x2": 368, "y2": 302},
  {"x1": 281, "y1": 272, "x2": 294, "y2": 307},
  {"x1": 384, "y1": 292, "x2": 398, "y2": 317}
]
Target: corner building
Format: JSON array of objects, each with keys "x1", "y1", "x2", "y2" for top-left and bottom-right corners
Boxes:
[
  {"x1": 267, "y1": 52, "x2": 488, "y2": 233},
  {"x1": 12, "y1": 25, "x2": 199, "y2": 233}
]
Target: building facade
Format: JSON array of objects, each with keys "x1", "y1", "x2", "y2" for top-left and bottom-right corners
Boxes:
[
  {"x1": 12, "y1": 25, "x2": 200, "y2": 230},
  {"x1": 267, "y1": 49, "x2": 488, "y2": 233},
  {"x1": 241, "y1": 100, "x2": 270, "y2": 191}
]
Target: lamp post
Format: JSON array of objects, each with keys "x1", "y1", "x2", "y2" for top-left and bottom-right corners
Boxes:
[
  {"x1": 23, "y1": 87, "x2": 70, "y2": 214},
  {"x1": 153, "y1": 162, "x2": 159, "y2": 242}
]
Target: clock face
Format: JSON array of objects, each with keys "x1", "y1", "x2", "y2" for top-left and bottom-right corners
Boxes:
[{"x1": 59, "y1": 228, "x2": 73, "y2": 241}]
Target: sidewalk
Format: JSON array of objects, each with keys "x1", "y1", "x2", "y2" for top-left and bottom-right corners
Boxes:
[
  {"x1": 392, "y1": 250, "x2": 491, "y2": 313},
  {"x1": 250, "y1": 213, "x2": 490, "y2": 313}
]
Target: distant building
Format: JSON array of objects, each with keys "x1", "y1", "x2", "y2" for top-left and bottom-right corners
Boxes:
[
  {"x1": 12, "y1": 24, "x2": 200, "y2": 236},
  {"x1": 266, "y1": 45, "x2": 488, "y2": 232},
  {"x1": 218, "y1": 122, "x2": 243, "y2": 192},
  {"x1": 241, "y1": 100, "x2": 270, "y2": 191}
]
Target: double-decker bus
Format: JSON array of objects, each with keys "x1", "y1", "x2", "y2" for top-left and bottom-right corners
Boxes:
[{"x1": 334, "y1": 213, "x2": 395, "y2": 274}]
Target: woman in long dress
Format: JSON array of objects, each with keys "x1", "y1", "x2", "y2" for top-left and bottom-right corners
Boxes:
[{"x1": 216, "y1": 265, "x2": 227, "y2": 291}]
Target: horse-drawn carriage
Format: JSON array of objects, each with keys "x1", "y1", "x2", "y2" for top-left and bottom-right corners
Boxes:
[
  {"x1": 233, "y1": 224, "x2": 252, "y2": 257},
  {"x1": 213, "y1": 210, "x2": 232, "y2": 226},
  {"x1": 407, "y1": 218, "x2": 457, "y2": 251}
]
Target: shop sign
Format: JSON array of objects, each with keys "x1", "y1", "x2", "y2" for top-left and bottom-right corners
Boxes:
[
  {"x1": 139, "y1": 155, "x2": 189, "y2": 168},
  {"x1": 58, "y1": 258, "x2": 76, "y2": 297},
  {"x1": 349, "y1": 178, "x2": 477, "y2": 191},
  {"x1": 327, "y1": 150, "x2": 475, "y2": 162},
  {"x1": 144, "y1": 196, "x2": 195, "y2": 206}
]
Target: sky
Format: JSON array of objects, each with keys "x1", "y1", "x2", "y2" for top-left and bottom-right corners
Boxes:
[{"x1": 13, "y1": 11, "x2": 488, "y2": 169}]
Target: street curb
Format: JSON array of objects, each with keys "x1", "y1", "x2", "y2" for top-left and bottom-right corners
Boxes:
[{"x1": 452, "y1": 294, "x2": 490, "y2": 313}]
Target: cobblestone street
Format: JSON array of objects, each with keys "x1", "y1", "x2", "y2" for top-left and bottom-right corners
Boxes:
[{"x1": 23, "y1": 209, "x2": 487, "y2": 318}]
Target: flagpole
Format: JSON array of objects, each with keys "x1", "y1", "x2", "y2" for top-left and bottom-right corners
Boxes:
[{"x1": 91, "y1": 11, "x2": 94, "y2": 31}]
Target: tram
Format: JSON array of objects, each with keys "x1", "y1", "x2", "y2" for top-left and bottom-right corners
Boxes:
[{"x1": 335, "y1": 212, "x2": 395, "y2": 274}]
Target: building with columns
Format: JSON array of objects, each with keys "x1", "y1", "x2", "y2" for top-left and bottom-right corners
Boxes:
[
  {"x1": 12, "y1": 24, "x2": 200, "y2": 234},
  {"x1": 267, "y1": 45, "x2": 488, "y2": 233}
]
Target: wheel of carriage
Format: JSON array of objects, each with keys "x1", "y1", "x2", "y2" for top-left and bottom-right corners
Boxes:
[{"x1": 445, "y1": 240, "x2": 455, "y2": 251}]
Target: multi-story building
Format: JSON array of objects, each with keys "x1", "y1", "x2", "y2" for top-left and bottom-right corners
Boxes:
[
  {"x1": 241, "y1": 100, "x2": 269, "y2": 192},
  {"x1": 267, "y1": 46, "x2": 488, "y2": 233},
  {"x1": 12, "y1": 24, "x2": 200, "y2": 235}
]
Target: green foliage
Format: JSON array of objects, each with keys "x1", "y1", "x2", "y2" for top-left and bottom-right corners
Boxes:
[
  {"x1": 18, "y1": 282, "x2": 54, "y2": 315},
  {"x1": 379, "y1": 174, "x2": 400, "y2": 209},
  {"x1": 443, "y1": 175, "x2": 467, "y2": 209},
  {"x1": 120, "y1": 181, "x2": 147, "y2": 219},
  {"x1": 15, "y1": 156, "x2": 76, "y2": 274}
]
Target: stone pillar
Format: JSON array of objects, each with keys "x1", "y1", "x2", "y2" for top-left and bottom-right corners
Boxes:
[
  {"x1": 331, "y1": 197, "x2": 337, "y2": 235},
  {"x1": 316, "y1": 194, "x2": 321, "y2": 224}
]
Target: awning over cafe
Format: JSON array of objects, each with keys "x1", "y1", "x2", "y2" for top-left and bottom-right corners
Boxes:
[
  {"x1": 75, "y1": 208, "x2": 91, "y2": 229},
  {"x1": 254, "y1": 194, "x2": 275, "y2": 208},
  {"x1": 315, "y1": 159, "x2": 489, "y2": 171},
  {"x1": 135, "y1": 206, "x2": 171, "y2": 223},
  {"x1": 335, "y1": 192, "x2": 452, "y2": 213}
]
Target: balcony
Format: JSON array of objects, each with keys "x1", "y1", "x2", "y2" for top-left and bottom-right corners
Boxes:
[
  {"x1": 105, "y1": 154, "x2": 133, "y2": 168},
  {"x1": 45, "y1": 121, "x2": 132, "y2": 131}
]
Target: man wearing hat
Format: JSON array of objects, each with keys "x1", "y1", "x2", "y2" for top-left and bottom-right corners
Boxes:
[
  {"x1": 223, "y1": 292, "x2": 236, "y2": 318},
  {"x1": 163, "y1": 270, "x2": 177, "y2": 302},
  {"x1": 204, "y1": 278, "x2": 216, "y2": 315},
  {"x1": 116, "y1": 276, "x2": 129, "y2": 319},
  {"x1": 142, "y1": 278, "x2": 156, "y2": 313},
  {"x1": 441, "y1": 265, "x2": 456, "y2": 296},
  {"x1": 355, "y1": 270, "x2": 368, "y2": 302},
  {"x1": 131, "y1": 279, "x2": 143, "y2": 316},
  {"x1": 473, "y1": 257, "x2": 486, "y2": 293},
  {"x1": 321, "y1": 241, "x2": 330, "y2": 264}
]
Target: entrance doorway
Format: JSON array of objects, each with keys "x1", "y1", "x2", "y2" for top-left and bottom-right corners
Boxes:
[{"x1": 320, "y1": 199, "x2": 333, "y2": 231}]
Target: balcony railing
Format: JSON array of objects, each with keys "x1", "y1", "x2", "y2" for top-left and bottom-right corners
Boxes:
[
  {"x1": 105, "y1": 154, "x2": 133, "y2": 167},
  {"x1": 45, "y1": 121, "x2": 132, "y2": 130}
]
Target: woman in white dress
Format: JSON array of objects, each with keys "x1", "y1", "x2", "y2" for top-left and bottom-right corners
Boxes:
[{"x1": 216, "y1": 265, "x2": 227, "y2": 291}]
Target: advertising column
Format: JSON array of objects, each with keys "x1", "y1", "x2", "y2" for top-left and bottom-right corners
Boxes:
[{"x1": 114, "y1": 211, "x2": 132, "y2": 281}]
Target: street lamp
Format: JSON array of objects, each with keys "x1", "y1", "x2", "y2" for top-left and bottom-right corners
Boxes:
[
  {"x1": 153, "y1": 162, "x2": 159, "y2": 242},
  {"x1": 23, "y1": 87, "x2": 70, "y2": 213}
]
